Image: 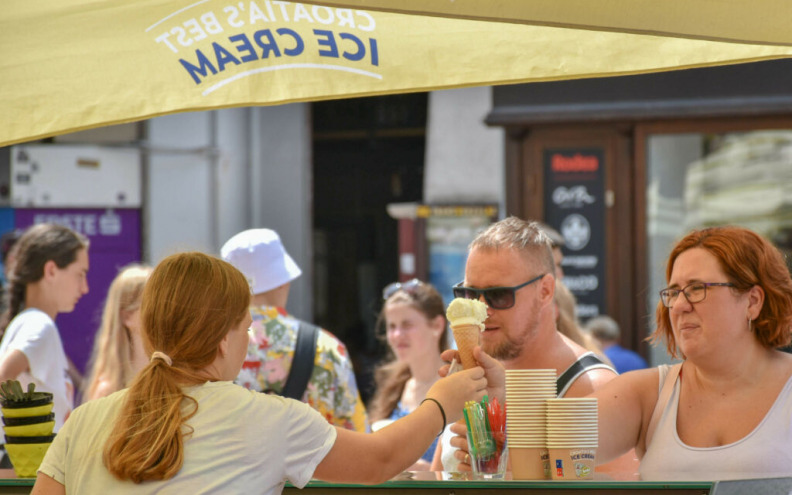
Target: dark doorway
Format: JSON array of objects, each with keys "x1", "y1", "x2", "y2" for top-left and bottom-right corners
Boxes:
[{"x1": 312, "y1": 93, "x2": 428, "y2": 404}]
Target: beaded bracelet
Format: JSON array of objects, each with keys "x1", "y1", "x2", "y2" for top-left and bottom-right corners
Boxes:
[{"x1": 420, "y1": 397, "x2": 447, "y2": 437}]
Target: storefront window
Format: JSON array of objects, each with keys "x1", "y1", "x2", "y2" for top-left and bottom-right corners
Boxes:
[{"x1": 646, "y1": 130, "x2": 792, "y2": 364}]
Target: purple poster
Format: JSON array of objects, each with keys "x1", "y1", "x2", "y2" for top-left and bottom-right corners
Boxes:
[{"x1": 15, "y1": 208, "x2": 141, "y2": 376}]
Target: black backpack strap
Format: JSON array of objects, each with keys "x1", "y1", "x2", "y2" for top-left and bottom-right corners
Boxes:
[
  {"x1": 281, "y1": 321, "x2": 319, "y2": 400},
  {"x1": 556, "y1": 353, "x2": 615, "y2": 397}
]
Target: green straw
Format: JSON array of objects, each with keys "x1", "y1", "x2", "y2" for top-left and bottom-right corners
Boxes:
[{"x1": 463, "y1": 402, "x2": 478, "y2": 459}]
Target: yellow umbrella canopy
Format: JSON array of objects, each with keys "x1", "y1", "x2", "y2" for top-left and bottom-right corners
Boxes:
[
  {"x1": 3, "y1": 0, "x2": 792, "y2": 147},
  {"x1": 299, "y1": 0, "x2": 792, "y2": 46}
]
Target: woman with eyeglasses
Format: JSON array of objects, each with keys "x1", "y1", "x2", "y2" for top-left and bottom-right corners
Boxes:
[
  {"x1": 586, "y1": 226, "x2": 792, "y2": 480},
  {"x1": 368, "y1": 279, "x2": 449, "y2": 470},
  {"x1": 33, "y1": 253, "x2": 499, "y2": 494}
]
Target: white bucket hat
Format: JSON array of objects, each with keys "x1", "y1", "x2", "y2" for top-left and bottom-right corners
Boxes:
[{"x1": 220, "y1": 228, "x2": 302, "y2": 294}]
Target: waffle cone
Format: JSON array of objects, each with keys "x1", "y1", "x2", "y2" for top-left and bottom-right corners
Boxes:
[{"x1": 452, "y1": 324, "x2": 481, "y2": 369}]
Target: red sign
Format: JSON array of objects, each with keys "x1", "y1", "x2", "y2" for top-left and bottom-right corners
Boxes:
[{"x1": 551, "y1": 153, "x2": 599, "y2": 172}]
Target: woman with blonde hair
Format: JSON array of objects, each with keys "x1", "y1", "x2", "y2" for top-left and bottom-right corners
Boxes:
[
  {"x1": 554, "y1": 280, "x2": 611, "y2": 365},
  {"x1": 33, "y1": 252, "x2": 499, "y2": 494},
  {"x1": 83, "y1": 264, "x2": 152, "y2": 401}
]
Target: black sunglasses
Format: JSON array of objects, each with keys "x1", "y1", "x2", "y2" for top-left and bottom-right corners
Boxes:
[
  {"x1": 382, "y1": 278, "x2": 423, "y2": 300},
  {"x1": 452, "y1": 274, "x2": 546, "y2": 310}
]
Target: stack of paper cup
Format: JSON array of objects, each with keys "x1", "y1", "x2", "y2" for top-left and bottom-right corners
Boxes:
[
  {"x1": 506, "y1": 369, "x2": 556, "y2": 480},
  {"x1": 546, "y1": 398, "x2": 598, "y2": 480}
]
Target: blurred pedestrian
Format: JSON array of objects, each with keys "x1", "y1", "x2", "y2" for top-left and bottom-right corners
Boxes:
[
  {"x1": 0, "y1": 229, "x2": 23, "y2": 286},
  {"x1": 222, "y1": 228, "x2": 368, "y2": 432},
  {"x1": 554, "y1": 280, "x2": 611, "y2": 366},
  {"x1": 585, "y1": 315, "x2": 648, "y2": 374},
  {"x1": 538, "y1": 222, "x2": 564, "y2": 279},
  {"x1": 0, "y1": 223, "x2": 89, "y2": 432},
  {"x1": 83, "y1": 264, "x2": 153, "y2": 401},
  {"x1": 369, "y1": 279, "x2": 448, "y2": 470}
]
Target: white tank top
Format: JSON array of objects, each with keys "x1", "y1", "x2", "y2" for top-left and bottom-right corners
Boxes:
[{"x1": 639, "y1": 364, "x2": 792, "y2": 481}]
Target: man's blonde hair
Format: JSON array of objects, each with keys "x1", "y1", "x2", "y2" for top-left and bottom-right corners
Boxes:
[{"x1": 470, "y1": 216, "x2": 555, "y2": 275}]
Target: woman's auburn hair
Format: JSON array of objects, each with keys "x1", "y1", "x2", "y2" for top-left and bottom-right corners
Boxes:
[
  {"x1": 103, "y1": 252, "x2": 250, "y2": 483},
  {"x1": 653, "y1": 226, "x2": 792, "y2": 358}
]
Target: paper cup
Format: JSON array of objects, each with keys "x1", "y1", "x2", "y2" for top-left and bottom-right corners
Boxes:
[
  {"x1": 548, "y1": 447, "x2": 597, "y2": 480},
  {"x1": 510, "y1": 447, "x2": 549, "y2": 480}
]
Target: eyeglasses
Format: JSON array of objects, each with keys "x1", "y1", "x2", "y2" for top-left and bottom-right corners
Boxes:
[
  {"x1": 659, "y1": 282, "x2": 735, "y2": 308},
  {"x1": 452, "y1": 274, "x2": 546, "y2": 310},
  {"x1": 383, "y1": 278, "x2": 423, "y2": 300}
]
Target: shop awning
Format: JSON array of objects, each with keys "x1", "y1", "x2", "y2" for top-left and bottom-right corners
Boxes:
[
  {"x1": 298, "y1": 1, "x2": 792, "y2": 46},
  {"x1": 3, "y1": 0, "x2": 792, "y2": 147}
]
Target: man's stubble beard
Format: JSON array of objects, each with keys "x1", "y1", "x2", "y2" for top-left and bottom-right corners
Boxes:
[{"x1": 484, "y1": 305, "x2": 539, "y2": 362}]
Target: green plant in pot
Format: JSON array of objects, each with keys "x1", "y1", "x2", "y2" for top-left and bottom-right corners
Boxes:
[
  {"x1": 0, "y1": 381, "x2": 55, "y2": 478},
  {"x1": 0, "y1": 381, "x2": 53, "y2": 417}
]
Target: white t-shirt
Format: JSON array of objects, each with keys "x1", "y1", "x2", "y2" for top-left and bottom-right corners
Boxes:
[
  {"x1": 0, "y1": 308, "x2": 73, "y2": 431},
  {"x1": 39, "y1": 381, "x2": 337, "y2": 494},
  {"x1": 640, "y1": 365, "x2": 792, "y2": 481}
]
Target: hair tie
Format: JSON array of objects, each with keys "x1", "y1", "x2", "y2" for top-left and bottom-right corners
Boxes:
[
  {"x1": 150, "y1": 351, "x2": 172, "y2": 366},
  {"x1": 420, "y1": 397, "x2": 446, "y2": 437}
]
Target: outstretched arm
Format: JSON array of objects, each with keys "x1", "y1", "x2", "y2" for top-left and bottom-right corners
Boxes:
[
  {"x1": 435, "y1": 346, "x2": 505, "y2": 472},
  {"x1": 31, "y1": 473, "x2": 65, "y2": 495},
  {"x1": 0, "y1": 349, "x2": 28, "y2": 383},
  {"x1": 590, "y1": 368, "x2": 659, "y2": 464},
  {"x1": 314, "y1": 366, "x2": 487, "y2": 484}
]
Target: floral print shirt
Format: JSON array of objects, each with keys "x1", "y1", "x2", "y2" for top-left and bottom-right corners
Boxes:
[{"x1": 235, "y1": 305, "x2": 369, "y2": 432}]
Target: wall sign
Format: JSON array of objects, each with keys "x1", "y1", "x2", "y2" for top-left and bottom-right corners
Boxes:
[{"x1": 543, "y1": 148, "x2": 606, "y2": 319}]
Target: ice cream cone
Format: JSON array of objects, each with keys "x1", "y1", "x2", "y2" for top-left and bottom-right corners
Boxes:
[{"x1": 452, "y1": 324, "x2": 481, "y2": 369}]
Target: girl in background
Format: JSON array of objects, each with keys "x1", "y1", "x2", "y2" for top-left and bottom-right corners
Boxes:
[
  {"x1": 83, "y1": 264, "x2": 153, "y2": 401},
  {"x1": 0, "y1": 223, "x2": 89, "y2": 432},
  {"x1": 368, "y1": 279, "x2": 448, "y2": 470}
]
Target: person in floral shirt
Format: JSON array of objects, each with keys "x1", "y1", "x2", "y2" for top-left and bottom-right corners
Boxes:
[{"x1": 221, "y1": 228, "x2": 368, "y2": 432}]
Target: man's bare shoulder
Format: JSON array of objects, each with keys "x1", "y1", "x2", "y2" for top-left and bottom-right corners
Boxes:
[
  {"x1": 564, "y1": 366, "x2": 618, "y2": 398},
  {"x1": 566, "y1": 366, "x2": 660, "y2": 399}
]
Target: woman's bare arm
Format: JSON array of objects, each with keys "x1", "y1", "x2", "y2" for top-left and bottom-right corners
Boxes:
[
  {"x1": 31, "y1": 473, "x2": 65, "y2": 495},
  {"x1": 591, "y1": 367, "x2": 659, "y2": 464},
  {"x1": 315, "y1": 366, "x2": 490, "y2": 484}
]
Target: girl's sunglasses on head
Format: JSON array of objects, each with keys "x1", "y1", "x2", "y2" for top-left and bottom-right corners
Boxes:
[{"x1": 382, "y1": 278, "x2": 423, "y2": 300}]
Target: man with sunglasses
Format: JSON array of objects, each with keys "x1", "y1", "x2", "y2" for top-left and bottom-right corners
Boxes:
[{"x1": 432, "y1": 216, "x2": 618, "y2": 472}]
